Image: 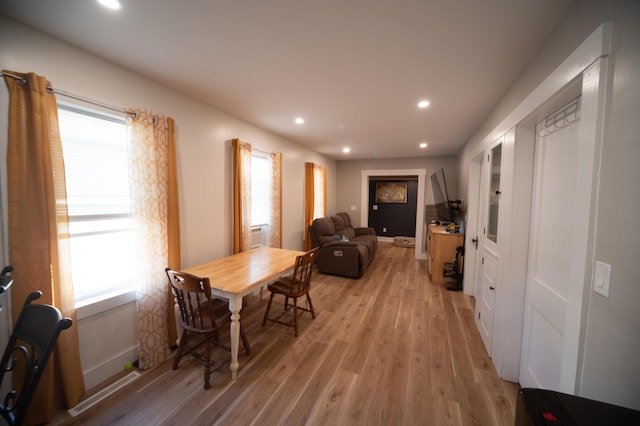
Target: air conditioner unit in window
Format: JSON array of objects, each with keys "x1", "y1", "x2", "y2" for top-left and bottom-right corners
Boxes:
[{"x1": 251, "y1": 226, "x2": 264, "y2": 248}]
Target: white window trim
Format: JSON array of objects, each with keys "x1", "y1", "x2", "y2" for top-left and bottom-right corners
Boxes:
[{"x1": 75, "y1": 288, "x2": 137, "y2": 320}]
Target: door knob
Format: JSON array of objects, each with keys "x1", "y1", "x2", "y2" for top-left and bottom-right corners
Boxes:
[{"x1": 489, "y1": 286, "x2": 495, "y2": 291}]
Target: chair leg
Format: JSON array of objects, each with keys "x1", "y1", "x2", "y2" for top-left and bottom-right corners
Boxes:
[
  {"x1": 241, "y1": 326, "x2": 251, "y2": 355},
  {"x1": 203, "y1": 334, "x2": 212, "y2": 390},
  {"x1": 262, "y1": 292, "x2": 275, "y2": 327},
  {"x1": 306, "y1": 292, "x2": 316, "y2": 319},
  {"x1": 173, "y1": 331, "x2": 187, "y2": 370},
  {"x1": 293, "y1": 297, "x2": 299, "y2": 337}
]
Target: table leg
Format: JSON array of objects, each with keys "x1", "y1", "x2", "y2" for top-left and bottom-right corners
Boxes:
[{"x1": 228, "y1": 295, "x2": 243, "y2": 379}]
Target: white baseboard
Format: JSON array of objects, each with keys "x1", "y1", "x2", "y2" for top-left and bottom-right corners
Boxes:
[{"x1": 82, "y1": 345, "x2": 138, "y2": 390}]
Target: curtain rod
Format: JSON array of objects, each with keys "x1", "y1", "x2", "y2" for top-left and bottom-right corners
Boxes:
[{"x1": 0, "y1": 70, "x2": 136, "y2": 117}]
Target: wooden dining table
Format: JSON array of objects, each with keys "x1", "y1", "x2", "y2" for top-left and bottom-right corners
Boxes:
[{"x1": 181, "y1": 245, "x2": 305, "y2": 379}]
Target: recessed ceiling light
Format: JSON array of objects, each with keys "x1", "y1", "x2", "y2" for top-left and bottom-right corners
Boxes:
[
  {"x1": 97, "y1": 0, "x2": 122, "y2": 10},
  {"x1": 419, "y1": 142, "x2": 428, "y2": 148},
  {"x1": 342, "y1": 147, "x2": 351, "y2": 154},
  {"x1": 295, "y1": 117, "x2": 304, "y2": 125},
  {"x1": 418, "y1": 100, "x2": 430, "y2": 108}
]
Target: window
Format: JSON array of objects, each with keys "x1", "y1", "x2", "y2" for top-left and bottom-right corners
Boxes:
[
  {"x1": 313, "y1": 165, "x2": 325, "y2": 219},
  {"x1": 251, "y1": 152, "x2": 272, "y2": 227},
  {"x1": 58, "y1": 104, "x2": 136, "y2": 305}
]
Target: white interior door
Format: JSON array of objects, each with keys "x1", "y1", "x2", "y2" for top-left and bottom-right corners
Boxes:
[
  {"x1": 520, "y1": 98, "x2": 583, "y2": 392},
  {"x1": 474, "y1": 140, "x2": 502, "y2": 357},
  {"x1": 463, "y1": 153, "x2": 483, "y2": 296}
]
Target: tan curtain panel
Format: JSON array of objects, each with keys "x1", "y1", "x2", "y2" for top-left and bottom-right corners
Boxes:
[
  {"x1": 165, "y1": 117, "x2": 180, "y2": 345},
  {"x1": 304, "y1": 162, "x2": 315, "y2": 251},
  {"x1": 128, "y1": 110, "x2": 173, "y2": 369},
  {"x1": 232, "y1": 138, "x2": 252, "y2": 253},
  {"x1": 270, "y1": 151, "x2": 282, "y2": 248},
  {"x1": 3, "y1": 70, "x2": 84, "y2": 423}
]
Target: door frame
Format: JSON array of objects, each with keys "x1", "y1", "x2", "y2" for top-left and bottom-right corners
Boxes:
[
  {"x1": 466, "y1": 23, "x2": 611, "y2": 386},
  {"x1": 360, "y1": 169, "x2": 426, "y2": 260}
]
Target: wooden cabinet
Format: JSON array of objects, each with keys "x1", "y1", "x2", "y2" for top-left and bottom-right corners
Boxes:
[{"x1": 426, "y1": 224, "x2": 464, "y2": 285}]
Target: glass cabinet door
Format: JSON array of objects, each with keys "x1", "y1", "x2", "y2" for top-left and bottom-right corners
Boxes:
[{"x1": 487, "y1": 143, "x2": 501, "y2": 243}]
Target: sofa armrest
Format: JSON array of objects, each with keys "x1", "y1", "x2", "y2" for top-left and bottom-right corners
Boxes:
[{"x1": 355, "y1": 227, "x2": 376, "y2": 236}]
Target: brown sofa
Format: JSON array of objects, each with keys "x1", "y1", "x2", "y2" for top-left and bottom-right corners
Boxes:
[{"x1": 309, "y1": 212, "x2": 377, "y2": 278}]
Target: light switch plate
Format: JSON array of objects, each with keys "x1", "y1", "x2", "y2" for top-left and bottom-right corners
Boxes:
[{"x1": 593, "y1": 261, "x2": 611, "y2": 298}]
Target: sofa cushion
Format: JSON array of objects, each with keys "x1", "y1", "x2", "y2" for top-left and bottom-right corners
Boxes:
[
  {"x1": 311, "y1": 217, "x2": 336, "y2": 246},
  {"x1": 336, "y1": 212, "x2": 352, "y2": 228},
  {"x1": 331, "y1": 215, "x2": 356, "y2": 240}
]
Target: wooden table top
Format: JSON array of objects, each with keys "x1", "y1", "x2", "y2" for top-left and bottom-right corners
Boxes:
[{"x1": 182, "y1": 246, "x2": 305, "y2": 295}]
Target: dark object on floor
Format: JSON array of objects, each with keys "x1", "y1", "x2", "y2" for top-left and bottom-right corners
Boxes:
[
  {"x1": 263, "y1": 247, "x2": 319, "y2": 336},
  {"x1": 515, "y1": 387, "x2": 640, "y2": 426},
  {"x1": 0, "y1": 290, "x2": 73, "y2": 425},
  {"x1": 165, "y1": 268, "x2": 250, "y2": 389},
  {"x1": 444, "y1": 246, "x2": 464, "y2": 291}
]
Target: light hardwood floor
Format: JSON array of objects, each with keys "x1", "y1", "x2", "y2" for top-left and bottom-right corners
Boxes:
[{"x1": 53, "y1": 242, "x2": 519, "y2": 425}]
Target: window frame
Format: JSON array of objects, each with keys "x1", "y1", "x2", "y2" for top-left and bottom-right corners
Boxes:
[{"x1": 57, "y1": 102, "x2": 137, "y2": 311}]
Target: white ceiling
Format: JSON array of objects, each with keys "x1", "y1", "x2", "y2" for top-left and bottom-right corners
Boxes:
[{"x1": 0, "y1": 0, "x2": 573, "y2": 160}]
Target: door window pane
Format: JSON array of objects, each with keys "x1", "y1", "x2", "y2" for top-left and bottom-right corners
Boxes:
[{"x1": 487, "y1": 143, "x2": 502, "y2": 243}]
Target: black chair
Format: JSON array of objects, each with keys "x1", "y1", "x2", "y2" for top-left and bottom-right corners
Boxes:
[
  {"x1": 262, "y1": 247, "x2": 319, "y2": 336},
  {"x1": 0, "y1": 290, "x2": 72, "y2": 425},
  {"x1": 0, "y1": 266, "x2": 13, "y2": 312},
  {"x1": 444, "y1": 245, "x2": 465, "y2": 291}
]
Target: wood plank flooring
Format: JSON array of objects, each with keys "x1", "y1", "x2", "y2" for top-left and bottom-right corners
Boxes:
[{"x1": 52, "y1": 242, "x2": 519, "y2": 425}]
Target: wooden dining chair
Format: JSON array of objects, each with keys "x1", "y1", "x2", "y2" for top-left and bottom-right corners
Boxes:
[
  {"x1": 165, "y1": 268, "x2": 250, "y2": 389},
  {"x1": 262, "y1": 247, "x2": 319, "y2": 336}
]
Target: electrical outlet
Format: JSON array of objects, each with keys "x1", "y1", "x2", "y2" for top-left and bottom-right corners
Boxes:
[{"x1": 383, "y1": 227, "x2": 387, "y2": 233}]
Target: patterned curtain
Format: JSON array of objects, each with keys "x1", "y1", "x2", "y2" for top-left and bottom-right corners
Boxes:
[
  {"x1": 128, "y1": 110, "x2": 174, "y2": 369},
  {"x1": 3, "y1": 70, "x2": 84, "y2": 423},
  {"x1": 315, "y1": 164, "x2": 327, "y2": 219},
  {"x1": 270, "y1": 151, "x2": 282, "y2": 248},
  {"x1": 233, "y1": 138, "x2": 252, "y2": 253},
  {"x1": 304, "y1": 162, "x2": 316, "y2": 251}
]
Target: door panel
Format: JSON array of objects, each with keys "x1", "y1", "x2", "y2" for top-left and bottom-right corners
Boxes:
[
  {"x1": 523, "y1": 304, "x2": 563, "y2": 387},
  {"x1": 520, "y1": 98, "x2": 581, "y2": 392},
  {"x1": 477, "y1": 246, "x2": 498, "y2": 355}
]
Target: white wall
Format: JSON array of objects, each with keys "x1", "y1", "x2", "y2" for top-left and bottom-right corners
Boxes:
[
  {"x1": 457, "y1": 0, "x2": 640, "y2": 410},
  {"x1": 0, "y1": 16, "x2": 335, "y2": 389}
]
